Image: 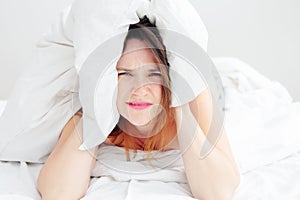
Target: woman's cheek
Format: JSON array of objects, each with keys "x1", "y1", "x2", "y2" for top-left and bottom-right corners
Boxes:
[{"x1": 152, "y1": 84, "x2": 163, "y2": 102}]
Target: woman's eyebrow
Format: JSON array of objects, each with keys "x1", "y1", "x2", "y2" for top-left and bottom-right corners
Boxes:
[
  {"x1": 148, "y1": 68, "x2": 161, "y2": 72},
  {"x1": 147, "y1": 64, "x2": 160, "y2": 72},
  {"x1": 116, "y1": 66, "x2": 132, "y2": 71},
  {"x1": 117, "y1": 65, "x2": 160, "y2": 72}
]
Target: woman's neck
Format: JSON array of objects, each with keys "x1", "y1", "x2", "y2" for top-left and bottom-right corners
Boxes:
[{"x1": 117, "y1": 116, "x2": 160, "y2": 139}]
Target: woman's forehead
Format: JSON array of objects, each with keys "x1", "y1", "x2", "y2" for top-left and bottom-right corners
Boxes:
[
  {"x1": 117, "y1": 39, "x2": 159, "y2": 70},
  {"x1": 123, "y1": 38, "x2": 149, "y2": 52}
]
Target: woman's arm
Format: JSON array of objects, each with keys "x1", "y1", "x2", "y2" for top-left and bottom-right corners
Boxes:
[
  {"x1": 176, "y1": 89, "x2": 240, "y2": 200},
  {"x1": 37, "y1": 113, "x2": 99, "y2": 200}
]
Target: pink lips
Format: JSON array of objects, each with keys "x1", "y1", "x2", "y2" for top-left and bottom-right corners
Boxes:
[{"x1": 127, "y1": 101, "x2": 152, "y2": 110}]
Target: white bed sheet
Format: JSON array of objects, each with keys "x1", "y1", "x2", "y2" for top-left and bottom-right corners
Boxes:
[{"x1": 0, "y1": 150, "x2": 300, "y2": 199}]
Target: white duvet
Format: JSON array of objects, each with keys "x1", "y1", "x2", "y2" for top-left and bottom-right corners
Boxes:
[
  {"x1": 0, "y1": 149, "x2": 300, "y2": 200},
  {"x1": 1, "y1": 57, "x2": 300, "y2": 199}
]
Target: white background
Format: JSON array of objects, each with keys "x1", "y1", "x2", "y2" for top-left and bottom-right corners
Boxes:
[{"x1": 0, "y1": 0, "x2": 299, "y2": 101}]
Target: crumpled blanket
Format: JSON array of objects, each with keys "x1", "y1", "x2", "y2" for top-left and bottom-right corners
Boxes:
[{"x1": 82, "y1": 143, "x2": 197, "y2": 200}]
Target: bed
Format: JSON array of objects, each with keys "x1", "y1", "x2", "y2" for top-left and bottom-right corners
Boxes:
[{"x1": 0, "y1": 57, "x2": 300, "y2": 200}]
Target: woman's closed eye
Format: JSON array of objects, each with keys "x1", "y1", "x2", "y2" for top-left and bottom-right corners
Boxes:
[
  {"x1": 118, "y1": 72, "x2": 161, "y2": 77},
  {"x1": 149, "y1": 72, "x2": 162, "y2": 77},
  {"x1": 118, "y1": 72, "x2": 132, "y2": 76}
]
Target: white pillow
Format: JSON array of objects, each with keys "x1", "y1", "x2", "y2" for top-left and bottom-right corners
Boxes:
[
  {"x1": 72, "y1": 0, "x2": 210, "y2": 150},
  {"x1": 0, "y1": 4, "x2": 81, "y2": 163},
  {"x1": 0, "y1": 0, "x2": 209, "y2": 162}
]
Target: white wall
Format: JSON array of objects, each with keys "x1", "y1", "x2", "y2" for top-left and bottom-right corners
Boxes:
[
  {"x1": 190, "y1": 0, "x2": 300, "y2": 101},
  {"x1": 0, "y1": 0, "x2": 299, "y2": 101}
]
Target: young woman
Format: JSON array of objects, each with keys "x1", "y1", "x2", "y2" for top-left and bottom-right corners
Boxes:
[{"x1": 37, "y1": 17, "x2": 240, "y2": 200}]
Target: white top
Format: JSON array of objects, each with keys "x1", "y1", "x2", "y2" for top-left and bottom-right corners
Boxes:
[{"x1": 91, "y1": 143, "x2": 188, "y2": 183}]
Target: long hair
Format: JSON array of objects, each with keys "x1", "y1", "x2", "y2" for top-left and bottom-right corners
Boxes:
[{"x1": 108, "y1": 16, "x2": 176, "y2": 165}]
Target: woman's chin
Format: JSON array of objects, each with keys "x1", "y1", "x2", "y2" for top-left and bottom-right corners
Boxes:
[
  {"x1": 127, "y1": 111, "x2": 154, "y2": 125},
  {"x1": 129, "y1": 118, "x2": 151, "y2": 126}
]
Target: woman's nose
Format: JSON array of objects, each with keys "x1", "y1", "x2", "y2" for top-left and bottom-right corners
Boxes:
[{"x1": 131, "y1": 77, "x2": 150, "y2": 96}]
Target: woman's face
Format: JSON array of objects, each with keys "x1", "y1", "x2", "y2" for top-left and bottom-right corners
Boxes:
[{"x1": 116, "y1": 39, "x2": 163, "y2": 128}]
